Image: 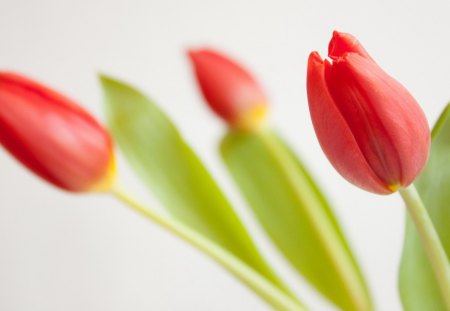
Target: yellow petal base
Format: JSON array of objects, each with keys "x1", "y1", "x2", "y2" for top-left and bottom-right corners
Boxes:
[
  {"x1": 232, "y1": 104, "x2": 268, "y2": 132},
  {"x1": 89, "y1": 155, "x2": 117, "y2": 192}
]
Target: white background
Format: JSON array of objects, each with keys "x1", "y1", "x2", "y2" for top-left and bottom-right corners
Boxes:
[{"x1": 0, "y1": 0, "x2": 449, "y2": 310}]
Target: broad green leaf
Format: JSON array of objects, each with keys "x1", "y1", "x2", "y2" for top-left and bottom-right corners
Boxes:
[
  {"x1": 221, "y1": 129, "x2": 373, "y2": 311},
  {"x1": 400, "y1": 104, "x2": 450, "y2": 311},
  {"x1": 100, "y1": 76, "x2": 293, "y2": 297}
]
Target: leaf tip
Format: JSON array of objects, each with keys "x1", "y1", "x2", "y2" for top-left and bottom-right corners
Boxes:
[{"x1": 98, "y1": 73, "x2": 120, "y2": 89}]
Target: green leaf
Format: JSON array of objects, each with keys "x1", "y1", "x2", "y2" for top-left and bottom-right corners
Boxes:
[
  {"x1": 100, "y1": 76, "x2": 294, "y2": 297},
  {"x1": 221, "y1": 128, "x2": 373, "y2": 311},
  {"x1": 399, "y1": 104, "x2": 450, "y2": 311}
]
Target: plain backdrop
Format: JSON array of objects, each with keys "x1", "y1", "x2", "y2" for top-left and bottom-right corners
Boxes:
[{"x1": 0, "y1": 0, "x2": 449, "y2": 310}]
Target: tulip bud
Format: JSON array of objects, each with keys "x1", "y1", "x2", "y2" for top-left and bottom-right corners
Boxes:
[
  {"x1": 0, "y1": 72, "x2": 115, "y2": 192},
  {"x1": 307, "y1": 31, "x2": 430, "y2": 194},
  {"x1": 188, "y1": 49, "x2": 268, "y2": 131}
]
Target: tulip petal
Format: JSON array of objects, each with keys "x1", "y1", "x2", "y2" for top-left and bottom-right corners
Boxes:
[
  {"x1": 307, "y1": 52, "x2": 390, "y2": 194},
  {"x1": 325, "y1": 54, "x2": 430, "y2": 187},
  {"x1": 328, "y1": 31, "x2": 373, "y2": 61},
  {"x1": 188, "y1": 49, "x2": 267, "y2": 128},
  {"x1": 0, "y1": 72, "x2": 114, "y2": 192}
]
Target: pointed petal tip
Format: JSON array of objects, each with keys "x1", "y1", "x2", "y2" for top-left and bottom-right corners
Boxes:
[
  {"x1": 307, "y1": 52, "x2": 327, "y2": 81},
  {"x1": 328, "y1": 31, "x2": 371, "y2": 60},
  {"x1": 308, "y1": 51, "x2": 324, "y2": 66},
  {"x1": 330, "y1": 30, "x2": 344, "y2": 47},
  {"x1": 187, "y1": 48, "x2": 216, "y2": 63},
  {"x1": 328, "y1": 31, "x2": 353, "y2": 59},
  {"x1": 186, "y1": 48, "x2": 199, "y2": 62},
  {"x1": 187, "y1": 48, "x2": 224, "y2": 72}
]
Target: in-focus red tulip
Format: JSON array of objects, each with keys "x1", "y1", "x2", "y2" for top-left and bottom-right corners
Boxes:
[
  {"x1": 188, "y1": 49, "x2": 268, "y2": 131},
  {"x1": 0, "y1": 72, "x2": 115, "y2": 192},
  {"x1": 307, "y1": 31, "x2": 430, "y2": 194}
]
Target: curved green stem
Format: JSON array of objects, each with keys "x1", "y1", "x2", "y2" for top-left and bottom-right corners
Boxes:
[
  {"x1": 110, "y1": 183, "x2": 306, "y2": 311},
  {"x1": 399, "y1": 185, "x2": 450, "y2": 309}
]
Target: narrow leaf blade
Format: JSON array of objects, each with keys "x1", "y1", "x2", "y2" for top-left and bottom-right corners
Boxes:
[
  {"x1": 399, "y1": 104, "x2": 450, "y2": 311},
  {"x1": 221, "y1": 129, "x2": 373, "y2": 311},
  {"x1": 100, "y1": 76, "x2": 292, "y2": 295}
]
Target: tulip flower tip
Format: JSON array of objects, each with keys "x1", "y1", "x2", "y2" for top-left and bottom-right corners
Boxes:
[
  {"x1": 328, "y1": 31, "x2": 372, "y2": 60},
  {"x1": 308, "y1": 51, "x2": 324, "y2": 64},
  {"x1": 331, "y1": 30, "x2": 341, "y2": 41},
  {"x1": 328, "y1": 30, "x2": 348, "y2": 59},
  {"x1": 187, "y1": 48, "x2": 212, "y2": 64},
  {"x1": 187, "y1": 48, "x2": 199, "y2": 60}
]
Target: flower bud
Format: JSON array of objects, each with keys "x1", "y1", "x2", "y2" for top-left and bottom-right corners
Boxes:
[
  {"x1": 307, "y1": 31, "x2": 430, "y2": 194},
  {"x1": 0, "y1": 72, "x2": 115, "y2": 192},
  {"x1": 188, "y1": 49, "x2": 268, "y2": 131}
]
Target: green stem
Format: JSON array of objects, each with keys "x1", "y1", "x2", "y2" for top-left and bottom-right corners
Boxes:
[
  {"x1": 110, "y1": 184, "x2": 306, "y2": 311},
  {"x1": 399, "y1": 185, "x2": 450, "y2": 309},
  {"x1": 258, "y1": 130, "x2": 372, "y2": 311}
]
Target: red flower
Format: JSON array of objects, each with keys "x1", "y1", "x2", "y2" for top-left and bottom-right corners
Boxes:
[
  {"x1": 188, "y1": 49, "x2": 268, "y2": 130},
  {"x1": 307, "y1": 31, "x2": 430, "y2": 194},
  {"x1": 0, "y1": 72, "x2": 115, "y2": 192}
]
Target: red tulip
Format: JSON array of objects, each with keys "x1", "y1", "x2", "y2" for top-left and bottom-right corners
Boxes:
[
  {"x1": 0, "y1": 72, "x2": 115, "y2": 192},
  {"x1": 307, "y1": 31, "x2": 430, "y2": 194},
  {"x1": 188, "y1": 49, "x2": 268, "y2": 130}
]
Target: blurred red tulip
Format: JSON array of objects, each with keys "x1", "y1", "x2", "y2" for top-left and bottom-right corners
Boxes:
[
  {"x1": 188, "y1": 49, "x2": 268, "y2": 130},
  {"x1": 307, "y1": 31, "x2": 430, "y2": 194},
  {"x1": 0, "y1": 72, "x2": 115, "y2": 192}
]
